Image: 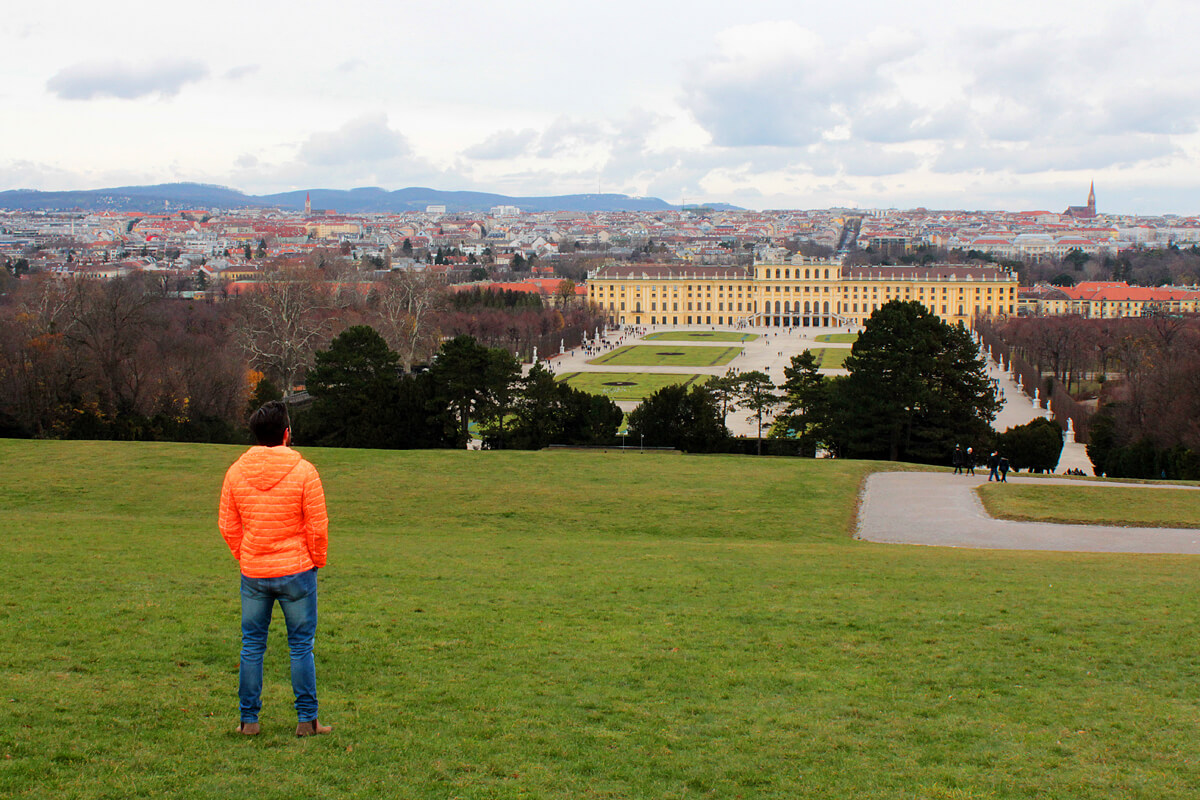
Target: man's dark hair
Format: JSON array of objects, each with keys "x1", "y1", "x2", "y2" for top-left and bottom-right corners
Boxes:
[{"x1": 249, "y1": 401, "x2": 290, "y2": 446}]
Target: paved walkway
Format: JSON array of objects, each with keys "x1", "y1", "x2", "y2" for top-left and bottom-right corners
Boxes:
[
  {"x1": 543, "y1": 324, "x2": 853, "y2": 437},
  {"x1": 857, "y1": 472, "x2": 1200, "y2": 554}
]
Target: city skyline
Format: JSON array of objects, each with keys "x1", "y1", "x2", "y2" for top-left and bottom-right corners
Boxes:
[{"x1": 4, "y1": 1, "x2": 1200, "y2": 214}]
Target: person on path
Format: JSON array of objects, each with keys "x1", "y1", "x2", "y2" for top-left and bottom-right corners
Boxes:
[
  {"x1": 965, "y1": 447, "x2": 976, "y2": 476},
  {"x1": 999, "y1": 455, "x2": 1010, "y2": 482},
  {"x1": 952, "y1": 445, "x2": 963, "y2": 475},
  {"x1": 987, "y1": 451, "x2": 1000, "y2": 482},
  {"x1": 219, "y1": 401, "x2": 332, "y2": 738}
]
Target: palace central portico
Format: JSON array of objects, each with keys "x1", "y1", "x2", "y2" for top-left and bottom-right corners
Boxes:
[{"x1": 587, "y1": 259, "x2": 1020, "y2": 329}]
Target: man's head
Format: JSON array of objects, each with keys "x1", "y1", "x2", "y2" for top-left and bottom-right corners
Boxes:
[{"x1": 249, "y1": 400, "x2": 290, "y2": 447}]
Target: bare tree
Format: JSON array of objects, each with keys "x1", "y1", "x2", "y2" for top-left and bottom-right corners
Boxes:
[
  {"x1": 554, "y1": 278, "x2": 577, "y2": 308},
  {"x1": 235, "y1": 271, "x2": 329, "y2": 394},
  {"x1": 0, "y1": 276, "x2": 83, "y2": 434},
  {"x1": 371, "y1": 269, "x2": 446, "y2": 372},
  {"x1": 63, "y1": 276, "x2": 159, "y2": 416}
]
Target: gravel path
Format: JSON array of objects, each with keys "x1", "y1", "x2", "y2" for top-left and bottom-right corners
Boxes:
[{"x1": 857, "y1": 472, "x2": 1200, "y2": 554}]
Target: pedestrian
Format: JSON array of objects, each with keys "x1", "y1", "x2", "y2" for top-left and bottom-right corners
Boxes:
[
  {"x1": 952, "y1": 445, "x2": 963, "y2": 475},
  {"x1": 965, "y1": 447, "x2": 975, "y2": 475},
  {"x1": 219, "y1": 401, "x2": 332, "y2": 738},
  {"x1": 999, "y1": 455, "x2": 1010, "y2": 482},
  {"x1": 987, "y1": 451, "x2": 1000, "y2": 482}
]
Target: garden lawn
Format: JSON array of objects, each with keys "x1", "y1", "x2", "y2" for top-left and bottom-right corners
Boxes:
[
  {"x1": 644, "y1": 331, "x2": 759, "y2": 343},
  {"x1": 557, "y1": 371, "x2": 711, "y2": 401},
  {"x1": 814, "y1": 333, "x2": 858, "y2": 344},
  {"x1": 3, "y1": 440, "x2": 1200, "y2": 799},
  {"x1": 978, "y1": 483, "x2": 1200, "y2": 528},
  {"x1": 589, "y1": 345, "x2": 741, "y2": 368},
  {"x1": 807, "y1": 347, "x2": 851, "y2": 369}
]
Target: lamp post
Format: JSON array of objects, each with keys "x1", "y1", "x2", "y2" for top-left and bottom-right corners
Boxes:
[
  {"x1": 640, "y1": 434, "x2": 644, "y2": 453},
  {"x1": 620, "y1": 430, "x2": 628, "y2": 450}
]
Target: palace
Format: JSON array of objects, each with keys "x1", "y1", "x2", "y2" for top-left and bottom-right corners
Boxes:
[{"x1": 587, "y1": 259, "x2": 1019, "y2": 329}]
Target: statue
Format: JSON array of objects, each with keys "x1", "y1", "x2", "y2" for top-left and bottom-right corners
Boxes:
[
  {"x1": 1033, "y1": 388, "x2": 1040, "y2": 406},
  {"x1": 532, "y1": 346, "x2": 537, "y2": 365},
  {"x1": 1066, "y1": 417, "x2": 1076, "y2": 443}
]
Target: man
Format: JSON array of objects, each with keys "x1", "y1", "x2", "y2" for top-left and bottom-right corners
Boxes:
[
  {"x1": 987, "y1": 451, "x2": 1000, "y2": 482},
  {"x1": 999, "y1": 455, "x2": 1010, "y2": 482},
  {"x1": 952, "y1": 445, "x2": 963, "y2": 475},
  {"x1": 219, "y1": 401, "x2": 331, "y2": 737}
]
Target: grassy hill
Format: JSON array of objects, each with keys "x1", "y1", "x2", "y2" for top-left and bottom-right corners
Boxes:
[{"x1": 2, "y1": 440, "x2": 1198, "y2": 798}]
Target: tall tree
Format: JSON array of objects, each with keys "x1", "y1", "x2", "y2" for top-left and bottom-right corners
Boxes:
[
  {"x1": 499, "y1": 365, "x2": 622, "y2": 449},
  {"x1": 628, "y1": 384, "x2": 728, "y2": 453},
  {"x1": 372, "y1": 269, "x2": 446, "y2": 373},
  {"x1": 303, "y1": 325, "x2": 401, "y2": 448},
  {"x1": 63, "y1": 275, "x2": 159, "y2": 417},
  {"x1": 706, "y1": 369, "x2": 740, "y2": 427},
  {"x1": 778, "y1": 351, "x2": 830, "y2": 457},
  {"x1": 235, "y1": 271, "x2": 328, "y2": 395},
  {"x1": 427, "y1": 335, "x2": 520, "y2": 447},
  {"x1": 836, "y1": 300, "x2": 999, "y2": 463},
  {"x1": 734, "y1": 370, "x2": 782, "y2": 455}
]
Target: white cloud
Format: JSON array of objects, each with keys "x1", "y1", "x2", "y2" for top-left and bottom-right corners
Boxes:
[
  {"x1": 224, "y1": 64, "x2": 259, "y2": 81},
  {"x1": 681, "y1": 22, "x2": 922, "y2": 148},
  {"x1": 933, "y1": 135, "x2": 1180, "y2": 175},
  {"x1": 46, "y1": 58, "x2": 209, "y2": 100},
  {"x1": 463, "y1": 129, "x2": 538, "y2": 160},
  {"x1": 297, "y1": 113, "x2": 412, "y2": 166},
  {"x1": 229, "y1": 113, "x2": 453, "y2": 193}
]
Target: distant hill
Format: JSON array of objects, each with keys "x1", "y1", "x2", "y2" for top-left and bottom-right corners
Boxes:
[{"x1": 0, "y1": 182, "x2": 742, "y2": 214}]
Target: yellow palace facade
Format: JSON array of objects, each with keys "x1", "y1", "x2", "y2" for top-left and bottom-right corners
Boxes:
[{"x1": 586, "y1": 261, "x2": 1019, "y2": 329}]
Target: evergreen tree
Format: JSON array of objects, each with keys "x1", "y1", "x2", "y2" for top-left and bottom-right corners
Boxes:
[
  {"x1": 427, "y1": 335, "x2": 520, "y2": 447},
  {"x1": 303, "y1": 325, "x2": 402, "y2": 448},
  {"x1": 835, "y1": 300, "x2": 999, "y2": 463},
  {"x1": 628, "y1": 384, "x2": 728, "y2": 453},
  {"x1": 997, "y1": 417, "x2": 1063, "y2": 473},
  {"x1": 247, "y1": 377, "x2": 283, "y2": 415},
  {"x1": 777, "y1": 351, "x2": 831, "y2": 456},
  {"x1": 498, "y1": 365, "x2": 622, "y2": 449},
  {"x1": 734, "y1": 370, "x2": 782, "y2": 455}
]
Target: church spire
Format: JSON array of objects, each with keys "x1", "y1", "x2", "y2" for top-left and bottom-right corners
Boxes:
[
  {"x1": 1087, "y1": 181, "x2": 1095, "y2": 215},
  {"x1": 305, "y1": 192, "x2": 312, "y2": 216}
]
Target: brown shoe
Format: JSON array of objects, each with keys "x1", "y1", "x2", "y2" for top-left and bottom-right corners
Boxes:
[
  {"x1": 237, "y1": 722, "x2": 260, "y2": 736},
  {"x1": 296, "y1": 719, "x2": 332, "y2": 737}
]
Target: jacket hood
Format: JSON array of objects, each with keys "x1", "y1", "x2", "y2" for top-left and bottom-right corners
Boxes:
[{"x1": 235, "y1": 446, "x2": 304, "y2": 491}]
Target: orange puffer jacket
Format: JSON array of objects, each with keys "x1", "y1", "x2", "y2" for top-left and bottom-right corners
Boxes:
[{"x1": 219, "y1": 445, "x2": 328, "y2": 578}]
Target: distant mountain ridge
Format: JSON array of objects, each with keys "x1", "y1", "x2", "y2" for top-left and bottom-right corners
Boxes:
[{"x1": 0, "y1": 182, "x2": 741, "y2": 214}]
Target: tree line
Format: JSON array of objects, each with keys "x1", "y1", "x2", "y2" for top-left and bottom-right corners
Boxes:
[
  {"x1": 298, "y1": 328, "x2": 622, "y2": 450},
  {"x1": 980, "y1": 313, "x2": 1200, "y2": 478},
  {"x1": 0, "y1": 272, "x2": 603, "y2": 442}
]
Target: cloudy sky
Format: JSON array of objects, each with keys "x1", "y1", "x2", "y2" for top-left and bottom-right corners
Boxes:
[{"x1": 3, "y1": 0, "x2": 1199, "y2": 213}]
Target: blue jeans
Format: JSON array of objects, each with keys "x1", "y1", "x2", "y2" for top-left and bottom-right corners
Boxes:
[{"x1": 239, "y1": 568, "x2": 319, "y2": 723}]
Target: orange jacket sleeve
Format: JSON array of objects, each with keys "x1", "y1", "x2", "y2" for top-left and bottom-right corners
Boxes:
[
  {"x1": 302, "y1": 463, "x2": 329, "y2": 568},
  {"x1": 218, "y1": 466, "x2": 244, "y2": 562}
]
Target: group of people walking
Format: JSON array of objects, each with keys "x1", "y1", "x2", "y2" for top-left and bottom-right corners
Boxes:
[{"x1": 952, "y1": 445, "x2": 1009, "y2": 482}]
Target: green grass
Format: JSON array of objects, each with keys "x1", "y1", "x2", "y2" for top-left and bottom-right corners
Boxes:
[
  {"x1": 644, "y1": 331, "x2": 759, "y2": 343},
  {"x1": 978, "y1": 483, "x2": 1200, "y2": 528},
  {"x1": 558, "y1": 371, "x2": 712, "y2": 401},
  {"x1": 5, "y1": 440, "x2": 1200, "y2": 798},
  {"x1": 589, "y1": 345, "x2": 741, "y2": 368},
  {"x1": 807, "y1": 347, "x2": 850, "y2": 369},
  {"x1": 814, "y1": 333, "x2": 858, "y2": 344}
]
